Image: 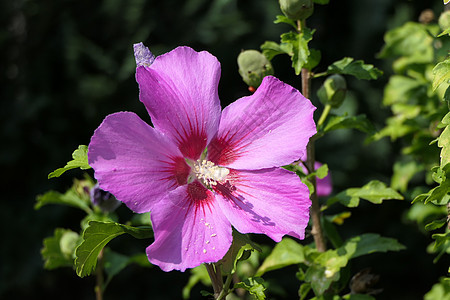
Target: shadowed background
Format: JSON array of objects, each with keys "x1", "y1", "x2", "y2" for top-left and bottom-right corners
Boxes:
[{"x1": 1, "y1": 0, "x2": 447, "y2": 299}]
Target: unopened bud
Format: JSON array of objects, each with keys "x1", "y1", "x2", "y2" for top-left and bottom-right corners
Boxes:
[
  {"x1": 60, "y1": 231, "x2": 79, "y2": 259},
  {"x1": 279, "y1": 0, "x2": 314, "y2": 21},
  {"x1": 237, "y1": 50, "x2": 274, "y2": 88},
  {"x1": 317, "y1": 74, "x2": 347, "y2": 108},
  {"x1": 439, "y1": 10, "x2": 450, "y2": 31},
  {"x1": 90, "y1": 184, "x2": 121, "y2": 213}
]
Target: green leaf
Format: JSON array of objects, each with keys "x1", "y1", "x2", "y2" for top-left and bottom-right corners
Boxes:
[
  {"x1": 433, "y1": 59, "x2": 450, "y2": 91},
  {"x1": 343, "y1": 295, "x2": 376, "y2": 300},
  {"x1": 438, "y1": 122, "x2": 450, "y2": 167},
  {"x1": 35, "y1": 189, "x2": 91, "y2": 213},
  {"x1": 391, "y1": 160, "x2": 424, "y2": 193},
  {"x1": 219, "y1": 230, "x2": 259, "y2": 275},
  {"x1": 41, "y1": 228, "x2": 80, "y2": 269},
  {"x1": 432, "y1": 232, "x2": 450, "y2": 250},
  {"x1": 304, "y1": 264, "x2": 336, "y2": 296},
  {"x1": 320, "y1": 114, "x2": 376, "y2": 135},
  {"x1": 327, "y1": 180, "x2": 403, "y2": 208},
  {"x1": 438, "y1": 28, "x2": 450, "y2": 37},
  {"x1": 75, "y1": 221, "x2": 153, "y2": 277},
  {"x1": 48, "y1": 145, "x2": 91, "y2": 179},
  {"x1": 256, "y1": 238, "x2": 305, "y2": 276},
  {"x1": 379, "y1": 22, "x2": 434, "y2": 72},
  {"x1": 425, "y1": 218, "x2": 447, "y2": 231},
  {"x1": 260, "y1": 41, "x2": 292, "y2": 61},
  {"x1": 280, "y1": 29, "x2": 314, "y2": 75},
  {"x1": 183, "y1": 265, "x2": 211, "y2": 299},
  {"x1": 274, "y1": 15, "x2": 297, "y2": 29},
  {"x1": 344, "y1": 233, "x2": 405, "y2": 259},
  {"x1": 327, "y1": 57, "x2": 383, "y2": 80},
  {"x1": 424, "y1": 277, "x2": 450, "y2": 300},
  {"x1": 234, "y1": 277, "x2": 266, "y2": 300}
]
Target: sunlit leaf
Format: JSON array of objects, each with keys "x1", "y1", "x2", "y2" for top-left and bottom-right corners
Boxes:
[
  {"x1": 344, "y1": 233, "x2": 405, "y2": 259},
  {"x1": 48, "y1": 145, "x2": 91, "y2": 178},
  {"x1": 219, "y1": 230, "x2": 259, "y2": 275},
  {"x1": 327, "y1": 57, "x2": 382, "y2": 80},
  {"x1": 327, "y1": 180, "x2": 403, "y2": 208},
  {"x1": 256, "y1": 238, "x2": 305, "y2": 276},
  {"x1": 432, "y1": 59, "x2": 450, "y2": 91},
  {"x1": 424, "y1": 277, "x2": 450, "y2": 300},
  {"x1": 274, "y1": 15, "x2": 297, "y2": 29},
  {"x1": 35, "y1": 189, "x2": 91, "y2": 213},
  {"x1": 320, "y1": 114, "x2": 375, "y2": 135},
  {"x1": 234, "y1": 277, "x2": 266, "y2": 300},
  {"x1": 75, "y1": 221, "x2": 153, "y2": 277},
  {"x1": 425, "y1": 218, "x2": 447, "y2": 231}
]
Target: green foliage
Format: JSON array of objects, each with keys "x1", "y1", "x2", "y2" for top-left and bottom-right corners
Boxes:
[
  {"x1": 327, "y1": 180, "x2": 403, "y2": 208},
  {"x1": 219, "y1": 230, "x2": 260, "y2": 275},
  {"x1": 75, "y1": 221, "x2": 153, "y2": 277},
  {"x1": 48, "y1": 145, "x2": 91, "y2": 179},
  {"x1": 319, "y1": 114, "x2": 375, "y2": 136},
  {"x1": 379, "y1": 22, "x2": 436, "y2": 72},
  {"x1": 424, "y1": 278, "x2": 450, "y2": 300},
  {"x1": 432, "y1": 59, "x2": 450, "y2": 91},
  {"x1": 261, "y1": 26, "x2": 317, "y2": 74},
  {"x1": 233, "y1": 277, "x2": 266, "y2": 300},
  {"x1": 256, "y1": 238, "x2": 305, "y2": 276},
  {"x1": 438, "y1": 112, "x2": 450, "y2": 167},
  {"x1": 35, "y1": 179, "x2": 93, "y2": 213},
  {"x1": 41, "y1": 228, "x2": 80, "y2": 269},
  {"x1": 183, "y1": 265, "x2": 211, "y2": 299},
  {"x1": 325, "y1": 57, "x2": 383, "y2": 80}
]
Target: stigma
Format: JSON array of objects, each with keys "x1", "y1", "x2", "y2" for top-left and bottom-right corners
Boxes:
[{"x1": 193, "y1": 160, "x2": 229, "y2": 188}]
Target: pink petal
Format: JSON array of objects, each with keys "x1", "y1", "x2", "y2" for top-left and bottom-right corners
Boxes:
[
  {"x1": 215, "y1": 167, "x2": 311, "y2": 241},
  {"x1": 208, "y1": 76, "x2": 316, "y2": 169},
  {"x1": 136, "y1": 46, "x2": 222, "y2": 160},
  {"x1": 88, "y1": 112, "x2": 189, "y2": 213},
  {"x1": 147, "y1": 182, "x2": 232, "y2": 271}
]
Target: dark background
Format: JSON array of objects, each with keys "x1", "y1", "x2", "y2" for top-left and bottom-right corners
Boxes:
[{"x1": 1, "y1": 0, "x2": 447, "y2": 299}]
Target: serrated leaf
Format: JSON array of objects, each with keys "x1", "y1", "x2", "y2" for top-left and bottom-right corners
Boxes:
[
  {"x1": 433, "y1": 59, "x2": 450, "y2": 91},
  {"x1": 320, "y1": 114, "x2": 375, "y2": 135},
  {"x1": 305, "y1": 264, "x2": 336, "y2": 296},
  {"x1": 75, "y1": 221, "x2": 153, "y2": 277},
  {"x1": 424, "y1": 277, "x2": 450, "y2": 300},
  {"x1": 281, "y1": 29, "x2": 314, "y2": 75},
  {"x1": 41, "y1": 228, "x2": 80, "y2": 269},
  {"x1": 298, "y1": 282, "x2": 311, "y2": 300},
  {"x1": 260, "y1": 41, "x2": 291, "y2": 61},
  {"x1": 234, "y1": 277, "x2": 266, "y2": 300},
  {"x1": 327, "y1": 57, "x2": 382, "y2": 80},
  {"x1": 274, "y1": 15, "x2": 297, "y2": 29},
  {"x1": 48, "y1": 145, "x2": 91, "y2": 179},
  {"x1": 256, "y1": 238, "x2": 305, "y2": 276},
  {"x1": 328, "y1": 180, "x2": 403, "y2": 208},
  {"x1": 219, "y1": 230, "x2": 259, "y2": 275},
  {"x1": 35, "y1": 189, "x2": 91, "y2": 213}
]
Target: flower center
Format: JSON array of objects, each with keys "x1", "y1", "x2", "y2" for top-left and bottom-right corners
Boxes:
[{"x1": 193, "y1": 160, "x2": 229, "y2": 188}]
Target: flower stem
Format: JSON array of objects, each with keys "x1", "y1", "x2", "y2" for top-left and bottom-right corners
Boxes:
[
  {"x1": 298, "y1": 20, "x2": 327, "y2": 253},
  {"x1": 205, "y1": 263, "x2": 223, "y2": 299},
  {"x1": 95, "y1": 248, "x2": 105, "y2": 300},
  {"x1": 217, "y1": 274, "x2": 233, "y2": 300},
  {"x1": 317, "y1": 104, "x2": 331, "y2": 127}
]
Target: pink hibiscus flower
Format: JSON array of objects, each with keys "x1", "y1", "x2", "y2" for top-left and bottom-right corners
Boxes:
[{"x1": 88, "y1": 43, "x2": 316, "y2": 271}]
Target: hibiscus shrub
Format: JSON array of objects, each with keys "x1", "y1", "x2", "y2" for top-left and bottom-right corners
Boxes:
[{"x1": 36, "y1": 1, "x2": 450, "y2": 300}]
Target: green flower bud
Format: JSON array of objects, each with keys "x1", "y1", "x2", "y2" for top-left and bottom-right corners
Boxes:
[
  {"x1": 279, "y1": 0, "x2": 314, "y2": 21},
  {"x1": 237, "y1": 50, "x2": 274, "y2": 89},
  {"x1": 439, "y1": 10, "x2": 450, "y2": 31},
  {"x1": 317, "y1": 74, "x2": 347, "y2": 108},
  {"x1": 60, "y1": 231, "x2": 80, "y2": 259}
]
